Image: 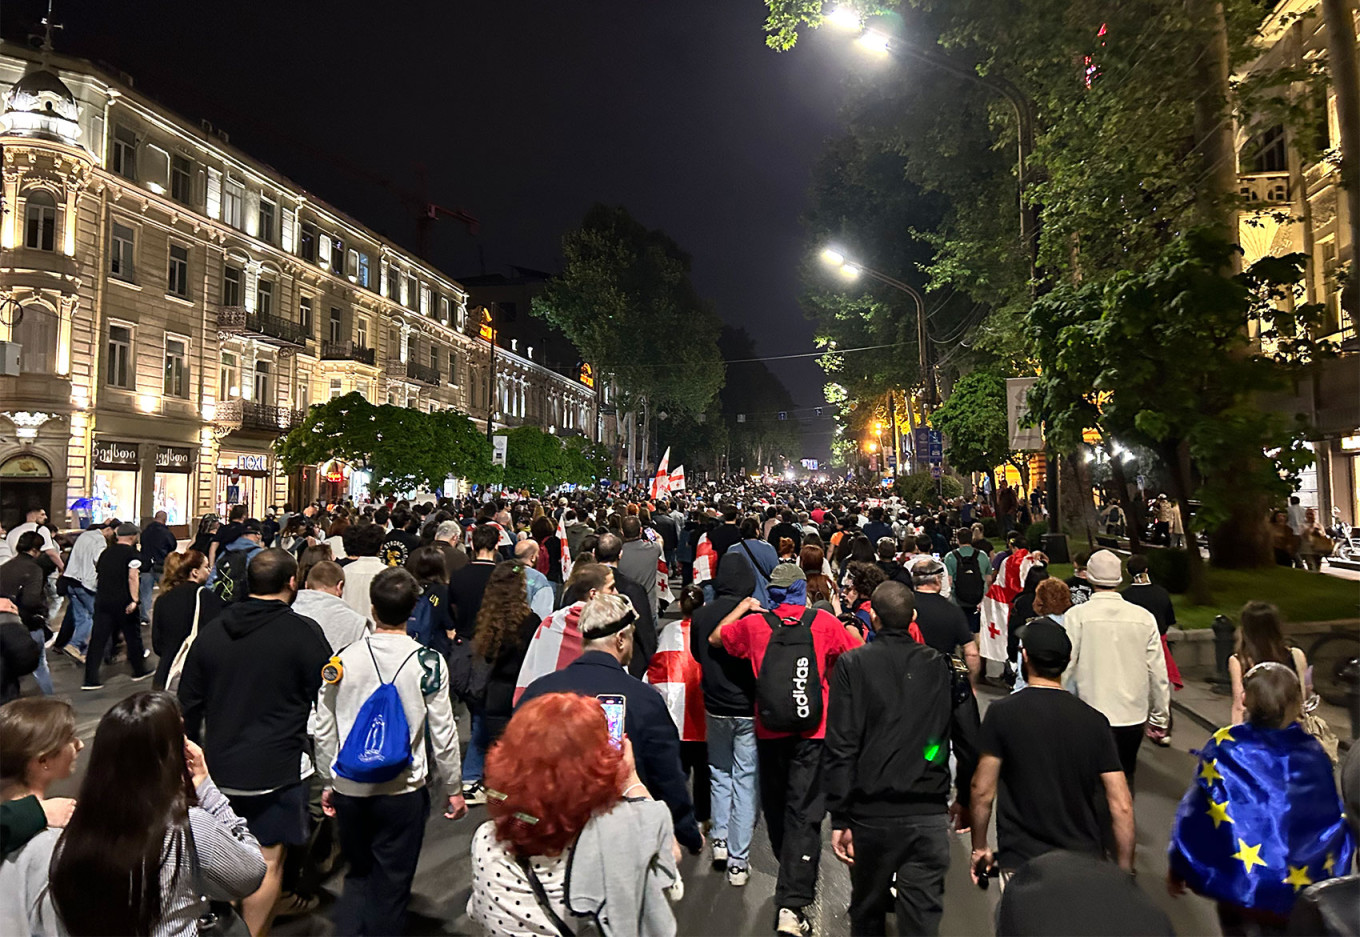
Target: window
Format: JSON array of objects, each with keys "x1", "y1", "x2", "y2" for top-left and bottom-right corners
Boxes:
[
  {"x1": 357, "y1": 318, "x2": 369, "y2": 350},
  {"x1": 111, "y1": 125, "x2": 137, "y2": 178},
  {"x1": 357, "y1": 252, "x2": 371, "y2": 288},
  {"x1": 220, "y1": 350, "x2": 240, "y2": 400},
  {"x1": 168, "y1": 244, "x2": 190, "y2": 298},
  {"x1": 12, "y1": 303, "x2": 57, "y2": 374},
  {"x1": 257, "y1": 280, "x2": 275, "y2": 317},
  {"x1": 23, "y1": 191, "x2": 56, "y2": 251},
  {"x1": 358, "y1": 378, "x2": 371, "y2": 399},
  {"x1": 329, "y1": 307, "x2": 343, "y2": 343},
  {"x1": 171, "y1": 156, "x2": 193, "y2": 204},
  {"x1": 420, "y1": 284, "x2": 432, "y2": 317},
  {"x1": 296, "y1": 376, "x2": 310, "y2": 410},
  {"x1": 299, "y1": 223, "x2": 317, "y2": 262},
  {"x1": 223, "y1": 179, "x2": 243, "y2": 228},
  {"x1": 439, "y1": 297, "x2": 450, "y2": 324},
  {"x1": 429, "y1": 345, "x2": 439, "y2": 374},
  {"x1": 107, "y1": 324, "x2": 133, "y2": 388},
  {"x1": 387, "y1": 267, "x2": 400, "y2": 301},
  {"x1": 331, "y1": 238, "x2": 344, "y2": 273},
  {"x1": 449, "y1": 351, "x2": 458, "y2": 384},
  {"x1": 110, "y1": 222, "x2": 135, "y2": 280},
  {"x1": 1243, "y1": 124, "x2": 1287, "y2": 174},
  {"x1": 253, "y1": 360, "x2": 272, "y2": 403},
  {"x1": 258, "y1": 197, "x2": 276, "y2": 244},
  {"x1": 299, "y1": 296, "x2": 313, "y2": 334},
  {"x1": 329, "y1": 377, "x2": 342, "y2": 400},
  {"x1": 407, "y1": 274, "x2": 419, "y2": 310},
  {"x1": 222, "y1": 265, "x2": 242, "y2": 306},
  {"x1": 164, "y1": 335, "x2": 189, "y2": 397}
]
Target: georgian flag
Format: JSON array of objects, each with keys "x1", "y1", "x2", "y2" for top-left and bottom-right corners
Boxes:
[
  {"x1": 657, "y1": 556, "x2": 675, "y2": 605},
  {"x1": 644, "y1": 617, "x2": 706, "y2": 741},
  {"x1": 513, "y1": 601, "x2": 586, "y2": 704},
  {"x1": 978, "y1": 548, "x2": 1035, "y2": 663},
  {"x1": 649, "y1": 447, "x2": 672, "y2": 499},
  {"x1": 467, "y1": 520, "x2": 514, "y2": 550},
  {"x1": 692, "y1": 532, "x2": 717, "y2": 585},
  {"x1": 556, "y1": 515, "x2": 575, "y2": 581},
  {"x1": 668, "y1": 465, "x2": 686, "y2": 491}
]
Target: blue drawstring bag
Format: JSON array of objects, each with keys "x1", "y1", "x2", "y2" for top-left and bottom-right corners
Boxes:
[{"x1": 333, "y1": 642, "x2": 420, "y2": 784}]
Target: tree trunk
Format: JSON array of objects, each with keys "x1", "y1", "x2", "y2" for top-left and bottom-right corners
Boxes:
[
  {"x1": 1320, "y1": 0, "x2": 1360, "y2": 323},
  {"x1": 1164, "y1": 439, "x2": 1212, "y2": 605},
  {"x1": 639, "y1": 399, "x2": 651, "y2": 486},
  {"x1": 1185, "y1": 0, "x2": 1239, "y2": 243},
  {"x1": 1107, "y1": 450, "x2": 1143, "y2": 554}
]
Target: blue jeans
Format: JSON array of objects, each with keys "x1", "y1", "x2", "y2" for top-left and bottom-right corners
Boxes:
[
  {"x1": 701, "y1": 582, "x2": 716, "y2": 604},
  {"x1": 462, "y1": 709, "x2": 491, "y2": 783},
  {"x1": 139, "y1": 569, "x2": 159, "y2": 624},
  {"x1": 707, "y1": 713, "x2": 758, "y2": 867},
  {"x1": 28, "y1": 629, "x2": 53, "y2": 695},
  {"x1": 68, "y1": 584, "x2": 95, "y2": 651}
]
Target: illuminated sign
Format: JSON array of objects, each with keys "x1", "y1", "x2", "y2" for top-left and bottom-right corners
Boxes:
[
  {"x1": 579, "y1": 362, "x2": 595, "y2": 388},
  {"x1": 478, "y1": 307, "x2": 494, "y2": 341},
  {"x1": 1341, "y1": 434, "x2": 1360, "y2": 452}
]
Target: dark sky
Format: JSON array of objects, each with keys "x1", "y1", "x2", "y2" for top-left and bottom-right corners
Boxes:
[{"x1": 9, "y1": 1, "x2": 858, "y2": 459}]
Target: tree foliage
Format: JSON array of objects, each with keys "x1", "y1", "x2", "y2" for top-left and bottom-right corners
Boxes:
[
  {"x1": 496, "y1": 426, "x2": 605, "y2": 493},
  {"x1": 927, "y1": 369, "x2": 1017, "y2": 477}
]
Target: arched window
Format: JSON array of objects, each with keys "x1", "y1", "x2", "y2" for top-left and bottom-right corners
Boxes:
[
  {"x1": 23, "y1": 190, "x2": 57, "y2": 251},
  {"x1": 13, "y1": 303, "x2": 58, "y2": 374}
]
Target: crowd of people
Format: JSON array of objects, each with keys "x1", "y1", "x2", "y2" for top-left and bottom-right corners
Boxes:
[{"x1": 0, "y1": 479, "x2": 1354, "y2": 937}]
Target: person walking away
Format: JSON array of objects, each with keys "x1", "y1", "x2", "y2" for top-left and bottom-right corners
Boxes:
[
  {"x1": 1168, "y1": 662, "x2": 1353, "y2": 935},
  {"x1": 726, "y1": 518, "x2": 779, "y2": 609},
  {"x1": 0, "y1": 532, "x2": 54, "y2": 694},
  {"x1": 1064, "y1": 552, "x2": 1094, "y2": 607},
  {"x1": 291, "y1": 560, "x2": 371, "y2": 652},
  {"x1": 910, "y1": 557, "x2": 981, "y2": 686},
  {"x1": 52, "y1": 522, "x2": 112, "y2": 664},
  {"x1": 433, "y1": 519, "x2": 469, "y2": 579},
  {"x1": 467, "y1": 694, "x2": 679, "y2": 937},
  {"x1": 178, "y1": 549, "x2": 331, "y2": 937},
  {"x1": 970, "y1": 618, "x2": 1135, "y2": 888},
  {"x1": 379, "y1": 509, "x2": 421, "y2": 568},
  {"x1": 41, "y1": 691, "x2": 266, "y2": 936},
  {"x1": 209, "y1": 518, "x2": 266, "y2": 605},
  {"x1": 315, "y1": 567, "x2": 467, "y2": 936},
  {"x1": 594, "y1": 533, "x2": 658, "y2": 677},
  {"x1": 710, "y1": 562, "x2": 862, "y2": 937},
  {"x1": 520, "y1": 593, "x2": 704, "y2": 858},
  {"x1": 206, "y1": 504, "x2": 248, "y2": 573},
  {"x1": 404, "y1": 545, "x2": 456, "y2": 657},
  {"x1": 619, "y1": 516, "x2": 664, "y2": 620},
  {"x1": 84, "y1": 522, "x2": 152, "y2": 690},
  {"x1": 0, "y1": 598, "x2": 41, "y2": 702},
  {"x1": 0, "y1": 697, "x2": 81, "y2": 936},
  {"x1": 943, "y1": 527, "x2": 986, "y2": 634},
  {"x1": 139, "y1": 511, "x2": 179, "y2": 626},
  {"x1": 4, "y1": 508, "x2": 63, "y2": 575},
  {"x1": 1060, "y1": 550, "x2": 1170, "y2": 785},
  {"x1": 150, "y1": 549, "x2": 224, "y2": 690},
  {"x1": 472, "y1": 562, "x2": 541, "y2": 747},
  {"x1": 646, "y1": 585, "x2": 710, "y2": 843},
  {"x1": 1122, "y1": 553, "x2": 1181, "y2": 742},
  {"x1": 826, "y1": 582, "x2": 979, "y2": 936},
  {"x1": 339, "y1": 523, "x2": 389, "y2": 617},
  {"x1": 513, "y1": 540, "x2": 557, "y2": 621}
]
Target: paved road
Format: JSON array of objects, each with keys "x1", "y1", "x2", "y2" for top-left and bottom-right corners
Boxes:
[{"x1": 39, "y1": 632, "x2": 1225, "y2": 936}]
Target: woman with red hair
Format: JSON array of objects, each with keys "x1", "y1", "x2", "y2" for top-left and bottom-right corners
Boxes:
[{"x1": 468, "y1": 693, "x2": 679, "y2": 936}]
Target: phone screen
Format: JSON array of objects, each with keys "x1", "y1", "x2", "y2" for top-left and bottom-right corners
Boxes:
[{"x1": 597, "y1": 694, "x2": 626, "y2": 750}]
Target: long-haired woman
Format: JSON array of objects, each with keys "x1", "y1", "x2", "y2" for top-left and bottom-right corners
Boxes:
[
  {"x1": 473, "y1": 562, "x2": 540, "y2": 744},
  {"x1": 42, "y1": 691, "x2": 265, "y2": 936},
  {"x1": 530, "y1": 516, "x2": 564, "y2": 585},
  {"x1": 151, "y1": 550, "x2": 223, "y2": 691},
  {"x1": 1228, "y1": 601, "x2": 1311, "y2": 726}
]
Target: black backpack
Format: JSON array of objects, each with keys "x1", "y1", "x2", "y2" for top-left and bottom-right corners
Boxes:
[
  {"x1": 755, "y1": 608, "x2": 822, "y2": 733},
  {"x1": 951, "y1": 548, "x2": 985, "y2": 608},
  {"x1": 211, "y1": 548, "x2": 250, "y2": 604}
]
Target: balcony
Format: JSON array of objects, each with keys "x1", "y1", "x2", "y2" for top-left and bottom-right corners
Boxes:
[
  {"x1": 1238, "y1": 172, "x2": 1290, "y2": 208},
  {"x1": 320, "y1": 340, "x2": 377, "y2": 365},
  {"x1": 386, "y1": 358, "x2": 441, "y2": 386},
  {"x1": 214, "y1": 398, "x2": 304, "y2": 434},
  {"x1": 218, "y1": 305, "x2": 308, "y2": 349}
]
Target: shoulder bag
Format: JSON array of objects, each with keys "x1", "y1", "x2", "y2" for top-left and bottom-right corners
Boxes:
[
  {"x1": 1292, "y1": 647, "x2": 1339, "y2": 765},
  {"x1": 165, "y1": 590, "x2": 203, "y2": 694},
  {"x1": 185, "y1": 821, "x2": 250, "y2": 936},
  {"x1": 516, "y1": 855, "x2": 577, "y2": 937}
]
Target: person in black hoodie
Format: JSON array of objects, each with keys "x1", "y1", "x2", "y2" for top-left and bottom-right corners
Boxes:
[
  {"x1": 825, "y1": 581, "x2": 978, "y2": 937},
  {"x1": 689, "y1": 557, "x2": 759, "y2": 887},
  {"x1": 178, "y1": 547, "x2": 330, "y2": 937}
]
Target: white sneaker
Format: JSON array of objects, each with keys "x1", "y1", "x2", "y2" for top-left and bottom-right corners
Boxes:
[
  {"x1": 776, "y1": 908, "x2": 810, "y2": 937},
  {"x1": 462, "y1": 781, "x2": 487, "y2": 805},
  {"x1": 711, "y1": 838, "x2": 728, "y2": 868},
  {"x1": 727, "y1": 865, "x2": 749, "y2": 887}
]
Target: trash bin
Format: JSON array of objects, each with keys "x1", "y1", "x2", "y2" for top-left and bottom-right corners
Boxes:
[{"x1": 1041, "y1": 532, "x2": 1070, "y2": 564}]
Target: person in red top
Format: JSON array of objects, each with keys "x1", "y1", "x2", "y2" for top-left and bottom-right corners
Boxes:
[{"x1": 710, "y1": 562, "x2": 862, "y2": 937}]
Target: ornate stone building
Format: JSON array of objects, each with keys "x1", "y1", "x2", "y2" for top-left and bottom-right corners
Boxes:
[{"x1": 0, "y1": 43, "x2": 598, "y2": 532}]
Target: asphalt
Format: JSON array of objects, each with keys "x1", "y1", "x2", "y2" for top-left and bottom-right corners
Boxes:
[{"x1": 31, "y1": 626, "x2": 1237, "y2": 937}]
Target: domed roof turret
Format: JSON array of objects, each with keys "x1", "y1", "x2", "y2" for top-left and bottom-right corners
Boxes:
[{"x1": 0, "y1": 65, "x2": 82, "y2": 147}]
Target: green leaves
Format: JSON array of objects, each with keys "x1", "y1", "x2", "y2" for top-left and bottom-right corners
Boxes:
[
  {"x1": 928, "y1": 369, "x2": 1014, "y2": 475},
  {"x1": 495, "y1": 426, "x2": 606, "y2": 493}
]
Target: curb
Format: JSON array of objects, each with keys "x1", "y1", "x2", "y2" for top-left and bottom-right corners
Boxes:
[{"x1": 1172, "y1": 696, "x2": 1352, "y2": 754}]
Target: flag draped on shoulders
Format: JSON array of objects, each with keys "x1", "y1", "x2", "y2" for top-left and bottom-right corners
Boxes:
[
  {"x1": 513, "y1": 601, "x2": 586, "y2": 704},
  {"x1": 979, "y1": 548, "x2": 1032, "y2": 662},
  {"x1": 556, "y1": 515, "x2": 575, "y2": 580},
  {"x1": 1169, "y1": 722, "x2": 1354, "y2": 918},
  {"x1": 644, "y1": 617, "x2": 705, "y2": 741},
  {"x1": 693, "y1": 532, "x2": 717, "y2": 585}
]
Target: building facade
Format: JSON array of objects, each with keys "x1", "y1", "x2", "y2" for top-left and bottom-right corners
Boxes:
[
  {"x1": 0, "y1": 44, "x2": 598, "y2": 532},
  {"x1": 1236, "y1": 0, "x2": 1359, "y2": 524}
]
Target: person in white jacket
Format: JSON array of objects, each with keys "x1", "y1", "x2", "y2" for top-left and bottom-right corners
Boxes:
[
  {"x1": 315, "y1": 567, "x2": 467, "y2": 936},
  {"x1": 292, "y1": 560, "x2": 371, "y2": 652}
]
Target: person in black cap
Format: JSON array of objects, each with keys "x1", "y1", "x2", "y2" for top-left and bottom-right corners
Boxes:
[
  {"x1": 84, "y1": 522, "x2": 151, "y2": 689},
  {"x1": 969, "y1": 617, "x2": 1134, "y2": 884},
  {"x1": 996, "y1": 850, "x2": 1173, "y2": 936}
]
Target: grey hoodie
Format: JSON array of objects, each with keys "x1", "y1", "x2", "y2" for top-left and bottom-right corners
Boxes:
[{"x1": 291, "y1": 589, "x2": 371, "y2": 652}]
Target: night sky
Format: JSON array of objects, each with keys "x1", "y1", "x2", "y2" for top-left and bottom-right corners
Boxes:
[{"x1": 7, "y1": 1, "x2": 865, "y2": 460}]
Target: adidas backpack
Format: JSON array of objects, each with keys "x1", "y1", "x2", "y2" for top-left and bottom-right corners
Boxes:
[
  {"x1": 755, "y1": 608, "x2": 822, "y2": 733},
  {"x1": 334, "y1": 641, "x2": 421, "y2": 784}
]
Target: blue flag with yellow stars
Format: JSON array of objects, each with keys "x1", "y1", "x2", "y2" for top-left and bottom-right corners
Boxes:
[{"x1": 1169, "y1": 722, "x2": 1354, "y2": 917}]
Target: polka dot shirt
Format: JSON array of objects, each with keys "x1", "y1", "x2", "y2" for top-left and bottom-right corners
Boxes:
[{"x1": 468, "y1": 820, "x2": 573, "y2": 936}]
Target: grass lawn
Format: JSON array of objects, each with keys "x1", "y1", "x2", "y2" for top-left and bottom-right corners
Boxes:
[{"x1": 1043, "y1": 559, "x2": 1358, "y2": 629}]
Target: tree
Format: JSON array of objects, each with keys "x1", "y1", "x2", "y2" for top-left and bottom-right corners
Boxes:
[
  {"x1": 927, "y1": 369, "x2": 1026, "y2": 489},
  {"x1": 714, "y1": 326, "x2": 802, "y2": 474},
  {"x1": 494, "y1": 427, "x2": 603, "y2": 494}
]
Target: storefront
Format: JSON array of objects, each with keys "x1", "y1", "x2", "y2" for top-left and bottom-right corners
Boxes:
[
  {"x1": 153, "y1": 446, "x2": 195, "y2": 527},
  {"x1": 317, "y1": 459, "x2": 371, "y2": 506},
  {"x1": 0, "y1": 452, "x2": 54, "y2": 530},
  {"x1": 91, "y1": 439, "x2": 141, "y2": 523},
  {"x1": 215, "y1": 451, "x2": 273, "y2": 517}
]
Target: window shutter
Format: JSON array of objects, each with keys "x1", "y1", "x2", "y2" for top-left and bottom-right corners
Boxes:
[
  {"x1": 144, "y1": 145, "x2": 170, "y2": 190},
  {"x1": 318, "y1": 235, "x2": 331, "y2": 268},
  {"x1": 244, "y1": 267, "x2": 258, "y2": 313},
  {"x1": 281, "y1": 207, "x2": 295, "y2": 253},
  {"x1": 244, "y1": 190, "x2": 260, "y2": 237}
]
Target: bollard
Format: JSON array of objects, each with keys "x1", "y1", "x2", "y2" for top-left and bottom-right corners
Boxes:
[
  {"x1": 1339, "y1": 656, "x2": 1360, "y2": 741},
  {"x1": 1209, "y1": 614, "x2": 1236, "y2": 694}
]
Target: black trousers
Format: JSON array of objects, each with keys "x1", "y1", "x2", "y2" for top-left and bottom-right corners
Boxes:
[
  {"x1": 680, "y1": 740, "x2": 711, "y2": 823},
  {"x1": 848, "y1": 813, "x2": 952, "y2": 937},
  {"x1": 1110, "y1": 723, "x2": 1144, "y2": 786},
  {"x1": 84, "y1": 606, "x2": 147, "y2": 686},
  {"x1": 757, "y1": 736, "x2": 825, "y2": 910},
  {"x1": 332, "y1": 787, "x2": 430, "y2": 936}
]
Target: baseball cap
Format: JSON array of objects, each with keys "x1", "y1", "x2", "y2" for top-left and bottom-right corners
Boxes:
[
  {"x1": 1085, "y1": 549, "x2": 1123, "y2": 587},
  {"x1": 241, "y1": 518, "x2": 265, "y2": 536},
  {"x1": 769, "y1": 562, "x2": 807, "y2": 589},
  {"x1": 1018, "y1": 617, "x2": 1072, "y2": 669},
  {"x1": 115, "y1": 522, "x2": 140, "y2": 538}
]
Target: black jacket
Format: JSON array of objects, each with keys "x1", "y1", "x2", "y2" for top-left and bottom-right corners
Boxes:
[
  {"x1": 151, "y1": 582, "x2": 225, "y2": 690},
  {"x1": 140, "y1": 521, "x2": 179, "y2": 569},
  {"x1": 518, "y1": 651, "x2": 702, "y2": 852},
  {"x1": 482, "y1": 612, "x2": 541, "y2": 734},
  {"x1": 825, "y1": 630, "x2": 979, "y2": 827},
  {"x1": 0, "y1": 612, "x2": 40, "y2": 702},
  {"x1": 689, "y1": 559, "x2": 758, "y2": 716},
  {"x1": 0, "y1": 554, "x2": 47, "y2": 630},
  {"x1": 178, "y1": 597, "x2": 330, "y2": 791},
  {"x1": 611, "y1": 568, "x2": 657, "y2": 679}
]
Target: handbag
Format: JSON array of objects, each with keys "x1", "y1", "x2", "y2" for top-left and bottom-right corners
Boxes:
[
  {"x1": 165, "y1": 590, "x2": 203, "y2": 694},
  {"x1": 1293, "y1": 647, "x2": 1340, "y2": 765},
  {"x1": 185, "y1": 823, "x2": 250, "y2": 936},
  {"x1": 448, "y1": 634, "x2": 490, "y2": 705}
]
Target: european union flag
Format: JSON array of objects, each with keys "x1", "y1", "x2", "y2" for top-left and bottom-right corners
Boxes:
[{"x1": 1169, "y1": 722, "x2": 1354, "y2": 918}]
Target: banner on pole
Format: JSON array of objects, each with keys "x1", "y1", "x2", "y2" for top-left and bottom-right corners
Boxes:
[
  {"x1": 1007, "y1": 377, "x2": 1044, "y2": 451},
  {"x1": 492, "y1": 435, "x2": 508, "y2": 466}
]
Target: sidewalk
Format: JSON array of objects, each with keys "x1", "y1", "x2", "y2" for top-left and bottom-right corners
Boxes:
[{"x1": 1171, "y1": 663, "x2": 1354, "y2": 753}]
